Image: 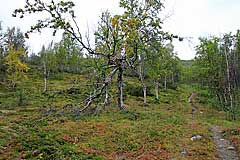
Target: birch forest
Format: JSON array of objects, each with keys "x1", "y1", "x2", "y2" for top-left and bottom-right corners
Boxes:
[{"x1": 0, "y1": 0, "x2": 240, "y2": 159}]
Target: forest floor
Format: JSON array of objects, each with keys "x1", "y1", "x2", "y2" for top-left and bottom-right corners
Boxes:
[{"x1": 0, "y1": 73, "x2": 240, "y2": 159}]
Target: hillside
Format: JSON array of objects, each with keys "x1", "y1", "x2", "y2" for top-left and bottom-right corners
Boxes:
[
  {"x1": 1, "y1": 0, "x2": 240, "y2": 159},
  {"x1": 0, "y1": 74, "x2": 239, "y2": 160}
]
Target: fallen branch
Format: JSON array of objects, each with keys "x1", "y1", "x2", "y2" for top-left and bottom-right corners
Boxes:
[{"x1": 77, "y1": 68, "x2": 118, "y2": 113}]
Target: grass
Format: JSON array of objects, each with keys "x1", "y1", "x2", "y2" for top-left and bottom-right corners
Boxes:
[{"x1": 0, "y1": 74, "x2": 239, "y2": 159}]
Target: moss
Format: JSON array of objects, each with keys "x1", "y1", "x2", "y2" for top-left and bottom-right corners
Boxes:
[{"x1": 0, "y1": 74, "x2": 239, "y2": 159}]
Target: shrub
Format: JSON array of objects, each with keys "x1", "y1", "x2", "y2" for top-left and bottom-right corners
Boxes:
[{"x1": 124, "y1": 82, "x2": 154, "y2": 97}]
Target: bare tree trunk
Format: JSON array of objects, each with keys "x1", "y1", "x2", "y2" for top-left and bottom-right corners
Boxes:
[
  {"x1": 143, "y1": 85, "x2": 147, "y2": 105},
  {"x1": 139, "y1": 55, "x2": 147, "y2": 104},
  {"x1": 139, "y1": 72, "x2": 147, "y2": 104},
  {"x1": 118, "y1": 67, "x2": 124, "y2": 110},
  {"x1": 155, "y1": 80, "x2": 159, "y2": 100},
  {"x1": 164, "y1": 76, "x2": 167, "y2": 90},
  {"x1": 224, "y1": 46, "x2": 234, "y2": 118},
  {"x1": 171, "y1": 73, "x2": 174, "y2": 83},
  {"x1": 43, "y1": 61, "x2": 47, "y2": 93},
  {"x1": 93, "y1": 69, "x2": 97, "y2": 95},
  {"x1": 104, "y1": 86, "x2": 109, "y2": 105}
]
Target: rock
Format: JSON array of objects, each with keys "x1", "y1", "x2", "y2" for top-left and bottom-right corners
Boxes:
[
  {"x1": 180, "y1": 149, "x2": 188, "y2": 155},
  {"x1": 227, "y1": 146, "x2": 235, "y2": 150},
  {"x1": 32, "y1": 150, "x2": 41, "y2": 157},
  {"x1": 219, "y1": 145, "x2": 224, "y2": 148},
  {"x1": 0, "y1": 150, "x2": 4, "y2": 154},
  {"x1": 115, "y1": 154, "x2": 127, "y2": 160},
  {"x1": 191, "y1": 135, "x2": 202, "y2": 141}
]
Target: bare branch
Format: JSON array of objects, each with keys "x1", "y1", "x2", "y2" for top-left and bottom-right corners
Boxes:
[{"x1": 78, "y1": 67, "x2": 118, "y2": 113}]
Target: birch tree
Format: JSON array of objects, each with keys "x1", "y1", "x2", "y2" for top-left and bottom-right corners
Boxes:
[
  {"x1": 14, "y1": 0, "x2": 178, "y2": 111},
  {"x1": 4, "y1": 46, "x2": 29, "y2": 90},
  {"x1": 195, "y1": 32, "x2": 240, "y2": 120},
  {"x1": 39, "y1": 44, "x2": 57, "y2": 93}
]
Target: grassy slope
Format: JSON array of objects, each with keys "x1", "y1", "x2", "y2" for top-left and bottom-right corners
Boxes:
[{"x1": 0, "y1": 73, "x2": 239, "y2": 160}]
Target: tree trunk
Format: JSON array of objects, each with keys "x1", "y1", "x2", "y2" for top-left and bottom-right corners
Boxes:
[
  {"x1": 139, "y1": 55, "x2": 147, "y2": 104},
  {"x1": 117, "y1": 67, "x2": 124, "y2": 110},
  {"x1": 155, "y1": 80, "x2": 159, "y2": 100},
  {"x1": 224, "y1": 46, "x2": 234, "y2": 119},
  {"x1": 93, "y1": 69, "x2": 97, "y2": 95},
  {"x1": 143, "y1": 85, "x2": 147, "y2": 105},
  {"x1": 171, "y1": 73, "x2": 174, "y2": 83},
  {"x1": 104, "y1": 86, "x2": 109, "y2": 105},
  {"x1": 43, "y1": 62, "x2": 47, "y2": 93},
  {"x1": 164, "y1": 76, "x2": 167, "y2": 90}
]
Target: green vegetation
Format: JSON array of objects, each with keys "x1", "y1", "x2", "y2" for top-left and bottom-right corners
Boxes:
[
  {"x1": 0, "y1": 78, "x2": 226, "y2": 159},
  {"x1": 0, "y1": 0, "x2": 240, "y2": 159},
  {"x1": 194, "y1": 33, "x2": 240, "y2": 120}
]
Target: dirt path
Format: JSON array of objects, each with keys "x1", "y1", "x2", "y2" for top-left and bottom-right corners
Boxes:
[{"x1": 212, "y1": 126, "x2": 239, "y2": 160}]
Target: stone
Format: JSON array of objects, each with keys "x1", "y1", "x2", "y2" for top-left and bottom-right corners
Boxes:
[
  {"x1": 191, "y1": 135, "x2": 202, "y2": 141},
  {"x1": 227, "y1": 146, "x2": 235, "y2": 150},
  {"x1": 180, "y1": 149, "x2": 188, "y2": 155},
  {"x1": 32, "y1": 150, "x2": 41, "y2": 157}
]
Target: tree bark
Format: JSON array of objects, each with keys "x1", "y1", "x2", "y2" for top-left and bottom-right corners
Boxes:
[
  {"x1": 143, "y1": 85, "x2": 147, "y2": 105},
  {"x1": 164, "y1": 76, "x2": 167, "y2": 90},
  {"x1": 43, "y1": 61, "x2": 47, "y2": 93},
  {"x1": 117, "y1": 67, "x2": 124, "y2": 110},
  {"x1": 171, "y1": 73, "x2": 174, "y2": 83},
  {"x1": 155, "y1": 80, "x2": 159, "y2": 100},
  {"x1": 104, "y1": 86, "x2": 109, "y2": 105},
  {"x1": 139, "y1": 55, "x2": 147, "y2": 104},
  {"x1": 224, "y1": 46, "x2": 234, "y2": 118}
]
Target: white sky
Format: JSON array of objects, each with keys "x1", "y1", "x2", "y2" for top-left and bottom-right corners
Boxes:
[{"x1": 1, "y1": 0, "x2": 240, "y2": 60}]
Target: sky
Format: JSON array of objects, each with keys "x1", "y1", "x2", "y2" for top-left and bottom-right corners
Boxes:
[{"x1": 1, "y1": 0, "x2": 240, "y2": 60}]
